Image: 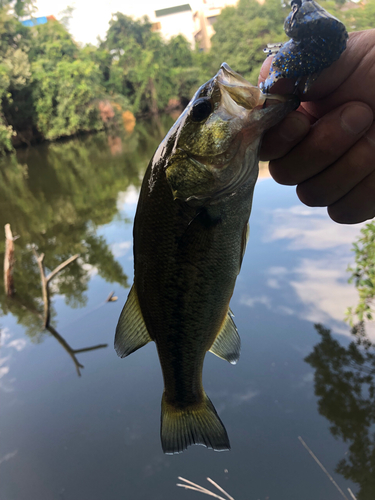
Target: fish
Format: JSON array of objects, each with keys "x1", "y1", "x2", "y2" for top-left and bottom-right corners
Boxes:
[
  {"x1": 260, "y1": 0, "x2": 348, "y2": 93},
  {"x1": 115, "y1": 63, "x2": 298, "y2": 454}
]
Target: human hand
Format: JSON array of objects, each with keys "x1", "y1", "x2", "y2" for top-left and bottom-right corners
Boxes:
[{"x1": 258, "y1": 30, "x2": 375, "y2": 224}]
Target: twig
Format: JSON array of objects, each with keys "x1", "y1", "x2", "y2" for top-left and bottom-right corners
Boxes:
[
  {"x1": 4, "y1": 224, "x2": 15, "y2": 296},
  {"x1": 177, "y1": 477, "x2": 234, "y2": 500},
  {"x1": 106, "y1": 291, "x2": 118, "y2": 302},
  {"x1": 8, "y1": 296, "x2": 107, "y2": 377},
  {"x1": 298, "y1": 436, "x2": 349, "y2": 500},
  {"x1": 206, "y1": 478, "x2": 235, "y2": 500},
  {"x1": 32, "y1": 247, "x2": 49, "y2": 328},
  {"x1": 46, "y1": 324, "x2": 107, "y2": 376},
  {"x1": 46, "y1": 254, "x2": 79, "y2": 282},
  {"x1": 347, "y1": 488, "x2": 358, "y2": 500},
  {"x1": 32, "y1": 248, "x2": 79, "y2": 329}
]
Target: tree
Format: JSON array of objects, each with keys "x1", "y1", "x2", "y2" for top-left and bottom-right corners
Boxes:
[
  {"x1": 305, "y1": 324, "x2": 375, "y2": 500},
  {"x1": 346, "y1": 221, "x2": 375, "y2": 326}
]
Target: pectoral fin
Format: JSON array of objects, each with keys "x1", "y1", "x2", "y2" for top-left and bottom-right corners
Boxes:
[
  {"x1": 209, "y1": 309, "x2": 240, "y2": 364},
  {"x1": 114, "y1": 285, "x2": 152, "y2": 358}
]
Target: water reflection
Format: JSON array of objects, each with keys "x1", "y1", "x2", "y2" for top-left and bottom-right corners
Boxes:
[
  {"x1": 0, "y1": 118, "x2": 172, "y2": 358},
  {"x1": 306, "y1": 323, "x2": 375, "y2": 500},
  {"x1": 256, "y1": 202, "x2": 372, "y2": 339}
]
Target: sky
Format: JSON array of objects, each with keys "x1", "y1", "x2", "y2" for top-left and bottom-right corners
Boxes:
[{"x1": 34, "y1": 0, "x2": 203, "y2": 45}]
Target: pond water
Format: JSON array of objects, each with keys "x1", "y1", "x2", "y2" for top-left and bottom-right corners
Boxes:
[{"x1": 0, "y1": 119, "x2": 374, "y2": 500}]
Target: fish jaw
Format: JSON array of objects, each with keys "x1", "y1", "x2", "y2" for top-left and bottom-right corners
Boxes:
[{"x1": 166, "y1": 63, "x2": 299, "y2": 203}]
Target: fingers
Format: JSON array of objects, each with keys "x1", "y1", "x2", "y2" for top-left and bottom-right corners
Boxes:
[
  {"x1": 268, "y1": 102, "x2": 374, "y2": 185},
  {"x1": 297, "y1": 121, "x2": 375, "y2": 208},
  {"x1": 328, "y1": 168, "x2": 375, "y2": 224},
  {"x1": 260, "y1": 111, "x2": 311, "y2": 161}
]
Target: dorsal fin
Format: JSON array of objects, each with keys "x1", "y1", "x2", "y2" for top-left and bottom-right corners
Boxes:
[
  {"x1": 209, "y1": 309, "x2": 240, "y2": 365},
  {"x1": 114, "y1": 285, "x2": 152, "y2": 358}
]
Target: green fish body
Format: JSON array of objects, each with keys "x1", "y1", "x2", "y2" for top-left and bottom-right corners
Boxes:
[{"x1": 115, "y1": 64, "x2": 298, "y2": 454}]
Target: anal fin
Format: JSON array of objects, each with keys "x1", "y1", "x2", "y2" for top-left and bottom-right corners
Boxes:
[
  {"x1": 114, "y1": 284, "x2": 152, "y2": 358},
  {"x1": 209, "y1": 309, "x2": 240, "y2": 365}
]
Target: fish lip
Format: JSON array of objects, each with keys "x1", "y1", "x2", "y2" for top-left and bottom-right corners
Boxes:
[{"x1": 216, "y1": 62, "x2": 299, "y2": 112}]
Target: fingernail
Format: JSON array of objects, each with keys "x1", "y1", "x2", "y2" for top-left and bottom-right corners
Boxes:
[
  {"x1": 279, "y1": 115, "x2": 309, "y2": 142},
  {"x1": 341, "y1": 104, "x2": 373, "y2": 135}
]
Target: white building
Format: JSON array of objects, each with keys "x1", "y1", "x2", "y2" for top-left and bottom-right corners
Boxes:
[
  {"x1": 151, "y1": 4, "x2": 196, "y2": 47},
  {"x1": 149, "y1": 1, "x2": 238, "y2": 51}
]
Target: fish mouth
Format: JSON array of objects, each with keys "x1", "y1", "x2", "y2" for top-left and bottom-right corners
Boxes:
[{"x1": 216, "y1": 62, "x2": 299, "y2": 126}]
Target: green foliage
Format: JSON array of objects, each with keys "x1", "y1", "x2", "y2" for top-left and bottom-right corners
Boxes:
[
  {"x1": 208, "y1": 0, "x2": 289, "y2": 84},
  {"x1": 0, "y1": 0, "x2": 374, "y2": 151},
  {"x1": 346, "y1": 221, "x2": 375, "y2": 326},
  {"x1": 31, "y1": 58, "x2": 104, "y2": 140}
]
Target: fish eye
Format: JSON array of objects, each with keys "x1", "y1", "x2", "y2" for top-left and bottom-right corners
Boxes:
[{"x1": 191, "y1": 98, "x2": 212, "y2": 122}]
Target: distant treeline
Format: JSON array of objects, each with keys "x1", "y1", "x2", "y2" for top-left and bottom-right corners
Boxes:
[{"x1": 0, "y1": 0, "x2": 374, "y2": 154}]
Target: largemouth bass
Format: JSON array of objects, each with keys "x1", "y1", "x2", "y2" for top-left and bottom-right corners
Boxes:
[
  {"x1": 115, "y1": 63, "x2": 298, "y2": 454},
  {"x1": 261, "y1": 0, "x2": 348, "y2": 93}
]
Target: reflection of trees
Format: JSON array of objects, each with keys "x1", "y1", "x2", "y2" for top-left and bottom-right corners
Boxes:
[
  {"x1": 305, "y1": 323, "x2": 375, "y2": 500},
  {"x1": 0, "y1": 121, "x2": 168, "y2": 340}
]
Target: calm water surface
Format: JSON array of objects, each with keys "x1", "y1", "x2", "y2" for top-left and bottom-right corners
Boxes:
[{"x1": 0, "y1": 120, "x2": 374, "y2": 500}]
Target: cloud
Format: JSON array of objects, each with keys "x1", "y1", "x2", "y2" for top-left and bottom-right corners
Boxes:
[
  {"x1": 0, "y1": 366, "x2": 10, "y2": 380},
  {"x1": 111, "y1": 241, "x2": 132, "y2": 258},
  {"x1": 233, "y1": 389, "x2": 259, "y2": 403},
  {"x1": 7, "y1": 339, "x2": 27, "y2": 352},
  {"x1": 240, "y1": 295, "x2": 271, "y2": 308},
  {"x1": 290, "y1": 257, "x2": 357, "y2": 327},
  {"x1": 0, "y1": 450, "x2": 18, "y2": 466},
  {"x1": 116, "y1": 186, "x2": 140, "y2": 211},
  {"x1": 264, "y1": 205, "x2": 365, "y2": 250}
]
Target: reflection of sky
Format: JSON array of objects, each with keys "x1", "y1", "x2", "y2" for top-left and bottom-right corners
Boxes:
[
  {"x1": 237, "y1": 182, "x2": 371, "y2": 339},
  {"x1": 0, "y1": 169, "x2": 365, "y2": 500}
]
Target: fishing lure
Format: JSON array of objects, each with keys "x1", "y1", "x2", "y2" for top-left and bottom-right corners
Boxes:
[{"x1": 260, "y1": 0, "x2": 348, "y2": 93}]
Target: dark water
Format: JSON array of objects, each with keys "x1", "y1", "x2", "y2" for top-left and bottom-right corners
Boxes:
[{"x1": 0, "y1": 120, "x2": 374, "y2": 500}]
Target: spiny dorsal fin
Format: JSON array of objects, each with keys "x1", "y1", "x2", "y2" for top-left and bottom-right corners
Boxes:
[
  {"x1": 209, "y1": 309, "x2": 240, "y2": 365},
  {"x1": 114, "y1": 285, "x2": 152, "y2": 358}
]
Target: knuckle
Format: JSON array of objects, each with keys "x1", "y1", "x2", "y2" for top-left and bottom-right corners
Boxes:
[{"x1": 311, "y1": 129, "x2": 338, "y2": 160}]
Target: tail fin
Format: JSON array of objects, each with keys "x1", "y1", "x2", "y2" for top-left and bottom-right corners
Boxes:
[{"x1": 161, "y1": 392, "x2": 230, "y2": 454}]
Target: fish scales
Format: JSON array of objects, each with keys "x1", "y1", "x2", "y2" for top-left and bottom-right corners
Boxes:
[{"x1": 115, "y1": 63, "x2": 298, "y2": 454}]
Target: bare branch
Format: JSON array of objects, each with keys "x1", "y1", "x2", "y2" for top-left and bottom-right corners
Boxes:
[
  {"x1": 4, "y1": 224, "x2": 15, "y2": 296},
  {"x1": 32, "y1": 246, "x2": 49, "y2": 328},
  {"x1": 73, "y1": 344, "x2": 108, "y2": 354},
  {"x1": 46, "y1": 254, "x2": 79, "y2": 283},
  {"x1": 298, "y1": 436, "x2": 349, "y2": 500}
]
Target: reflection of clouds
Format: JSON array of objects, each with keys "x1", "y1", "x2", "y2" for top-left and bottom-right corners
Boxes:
[
  {"x1": 0, "y1": 327, "x2": 11, "y2": 345},
  {"x1": 0, "y1": 356, "x2": 13, "y2": 393},
  {"x1": 266, "y1": 267, "x2": 287, "y2": 289},
  {"x1": 265, "y1": 205, "x2": 365, "y2": 250},
  {"x1": 116, "y1": 185, "x2": 140, "y2": 211},
  {"x1": 111, "y1": 240, "x2": 132, "y2": 258},
  {"x1": 295, "y1": 372, "x2": 314, "y2": 388},
  {"x1": 81, "y1": 262, "x2": 98, "y2": 277},
  {"x1": 233, "y1": 389, "x2": 259, "y2": 403},
  {"x1": 0, "y1": 450, "x2": 18, "y2": 466},
  {"x1": 262, "y1": 204, "x2": 375, "y2": 339},
  {"x1": 240, "y1": 295, "x2": 271, "y2": 308},
  {"x1": 290, "y1": 258, "x2": 357, "y2": 332},
  {"x1": 7, "y1": 339, "x2": 27, "y2": 351},
  {"x1": 210, "y1": 388, "x2": 260, "y2": 414}
]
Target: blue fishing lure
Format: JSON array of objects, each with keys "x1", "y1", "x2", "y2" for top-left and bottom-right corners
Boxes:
[{"x1": 260, "y1": 0, "x2": 348, "y2": 93}]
